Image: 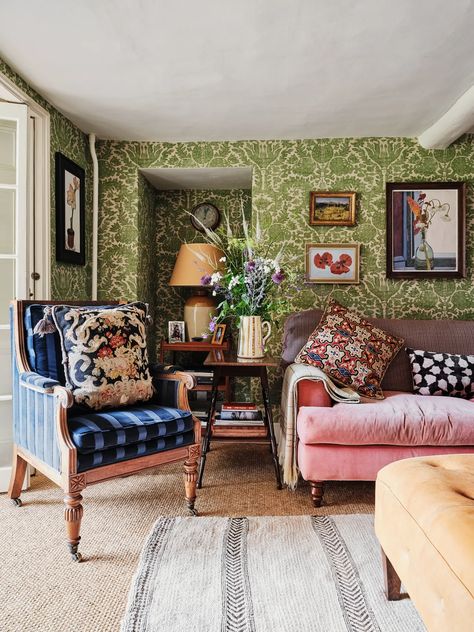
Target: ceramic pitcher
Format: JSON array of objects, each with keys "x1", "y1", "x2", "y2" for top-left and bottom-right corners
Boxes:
[{"x1": 237, "y1": 315, "x2": 271, "y2": 359}]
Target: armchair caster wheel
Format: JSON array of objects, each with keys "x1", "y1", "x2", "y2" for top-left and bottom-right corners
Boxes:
[
  {"x1": 70, "y1": 551, "x2": 83, "y2": 562},
  {"x1": 188, "y1": 507, "x2": 198, "y2": 516},
  {"x1": 11, "y1": 497, "x2": 22, "y2": 507}
]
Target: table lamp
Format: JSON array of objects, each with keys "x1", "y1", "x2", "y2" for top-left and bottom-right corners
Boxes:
[{"x1": 169, "y1": 243, "x2": 224, "y2": 341}]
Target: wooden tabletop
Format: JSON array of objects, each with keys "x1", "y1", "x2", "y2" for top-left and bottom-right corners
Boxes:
[
  {"x1": 204, "y1": 350, "x2": 279, "y2": 367},
  {"x1": 161, "y1": 339, "x2": 230, "y2": 352}
]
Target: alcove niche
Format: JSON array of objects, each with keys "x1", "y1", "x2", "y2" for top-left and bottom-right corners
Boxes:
[{"x1": 138, "y1": 167, "x2": 253, "y2": 360}]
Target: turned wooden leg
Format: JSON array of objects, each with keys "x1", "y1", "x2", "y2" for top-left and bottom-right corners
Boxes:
[
  {"x1": 64, "y1": 492, "x2": 84, "y2": 562},
  {"x1": 7, "y1": 449, "x2": 27, "y2": 506},
  {"x1": 184, "y1": 459, "x2": 198, "y2": 516},
  {"x1": 382, "y1": 548, "x2": 401, "y2": 600},
  {"x1": 310, "y1": 481, "x2": 324, "y2": 508}
]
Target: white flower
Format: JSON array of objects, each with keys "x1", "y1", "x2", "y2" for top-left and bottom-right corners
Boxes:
[
  {"x1": 228, "y1": 275, "x2": 240, "y2": 290},
  {"x1": 211, "y1": 272, "x2": 222, "y2": 284},
  {"x1": 212, "y1": 290, "x2": 217, "y2": 296},
  {"x1": 264, "y1": 265, "x2": 270, "y2": 274},
  {"x1": 219, "y1": 256, "x2": 227, "y2": 262}
]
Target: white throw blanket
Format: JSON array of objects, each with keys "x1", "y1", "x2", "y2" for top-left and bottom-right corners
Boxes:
[{"x1": 280, "y1": 363, "x2": 360, "y2": 489}]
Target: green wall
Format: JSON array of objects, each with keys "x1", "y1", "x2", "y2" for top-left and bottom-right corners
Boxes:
[
  {"x1": 0, "y1": 57, "x2": 93, "y2": 299},
  {"x1": 97, "y1": 137, "x2": 474, "y2": 360},
  {"x1": 153, "y1": 188, "x2": 252, "y2": 347}
]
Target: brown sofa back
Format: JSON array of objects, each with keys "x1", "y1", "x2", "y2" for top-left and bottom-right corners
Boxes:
[{"x1": 281, "y1": 309, "x2": 474, "y2": 393}]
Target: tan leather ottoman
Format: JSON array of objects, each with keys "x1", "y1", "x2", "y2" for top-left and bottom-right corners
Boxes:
[{"x1": 374, "y1": 454, "x2": 474, "y2": 632}]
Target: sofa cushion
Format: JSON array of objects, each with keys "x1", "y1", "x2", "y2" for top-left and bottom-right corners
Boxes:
[
  {"x1": 69, "y1": 404, "x2": 194, "y2": 453},
  {"x1": 76, "y1": 430, "x2": 195, "y2": 472},
  {"x1": 407, "y1": 348, "x2": 474, "y2": 399},
  {"x1": 297, "y1": 391, "x2": 474, "y2": 446},
  {"x1": 295, "y1": 300, "x2": 404, "y2": 399},
  {"x1": 52, "y1": 302, "x2": 153, "y2": 410}
]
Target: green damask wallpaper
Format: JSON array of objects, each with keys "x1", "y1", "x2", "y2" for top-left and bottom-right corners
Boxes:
[
  {"x1": 97, "y1": 137, "x2": 474, "y2": 331},
  {"x1": 153, "y1": 188, "x2": 252, "y2": 346},
  {"x1": 0, "y1": 57, "x2": 93, "y2": 299}
]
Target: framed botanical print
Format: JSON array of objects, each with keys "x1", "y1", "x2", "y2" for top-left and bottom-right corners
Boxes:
[
  {"x1": 305, "y1": 243, "x2": 360, "y2": 284},
  {"x1": 386, "y1": 182, "x2": 466, "y2": 279},
  {"x1": 55, "y1": 152, "x2": 85, "y2": 265},
  {"x1": 309, "y1": 191, "x2": 356, "y2": 226}
]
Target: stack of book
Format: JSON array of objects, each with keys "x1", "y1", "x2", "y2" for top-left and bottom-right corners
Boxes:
[{"x1": 213, "y1": 403, "x2": 267, "y2": 437}]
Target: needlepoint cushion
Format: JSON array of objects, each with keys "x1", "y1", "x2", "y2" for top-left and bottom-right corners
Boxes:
[
  {"x1": 407, "y1": 348, "x2": 474, "y2": 399},
  {"x1": 295, "y1": 300, "x2": 404, "y2": 399},
  {"x1": 52, "y1": 302, "x2": 154, "y2": 410}
]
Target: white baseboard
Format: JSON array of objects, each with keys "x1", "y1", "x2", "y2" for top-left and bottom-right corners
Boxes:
[{"x1": 0, "y1": 465, "x2": 29, "y2": 493}]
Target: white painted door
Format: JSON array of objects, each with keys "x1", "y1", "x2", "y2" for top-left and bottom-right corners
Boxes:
[{"x1": 0, "y1": 102, "x2": 28, "y2": 492}]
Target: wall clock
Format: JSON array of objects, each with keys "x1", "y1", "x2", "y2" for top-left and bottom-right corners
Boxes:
[{"x1": 190, "y1": 202, "x2": 221, "y2": 232}]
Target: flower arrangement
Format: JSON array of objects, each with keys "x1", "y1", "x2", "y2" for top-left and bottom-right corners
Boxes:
[
  {"x1": 406, "y1": 192, "x2": 451, "y2": 234},
  {"x1": 190, "y1": 208, "x2": 295, "y2": 333},
  {"x1": 406, "y1": 192, "x2": 451, "y2": 270}
]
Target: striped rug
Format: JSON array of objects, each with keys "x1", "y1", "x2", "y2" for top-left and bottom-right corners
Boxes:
[{"x1": 121, "y1": 514, "x2": 425, "y2": 632}]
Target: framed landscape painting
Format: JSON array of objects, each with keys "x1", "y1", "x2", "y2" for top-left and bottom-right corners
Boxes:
[
  {"x1": 309, "y1": 191, "x2": 356, "y2": 226},
  {"x1": 55, "y1": 152, "x2": 85, "y2": 265},
  {"x1": 386, "y1": 182, "x2": 466, "y2": 279},
  {"x1": 305, "y1": 243, "x2": 360, "y2": 284}
]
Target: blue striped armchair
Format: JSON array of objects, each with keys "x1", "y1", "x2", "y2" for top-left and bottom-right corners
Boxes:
[{"x1": 8, "y1": 301, "x2": 201, "y2": 561}]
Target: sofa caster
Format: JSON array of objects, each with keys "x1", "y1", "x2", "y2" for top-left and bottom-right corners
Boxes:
[
  {"x1": 11, "y1": 497, "x2": 22, "y2": 507},
  {"x1": 310, "y1": 481, "x2": 324, "y2": 508}
]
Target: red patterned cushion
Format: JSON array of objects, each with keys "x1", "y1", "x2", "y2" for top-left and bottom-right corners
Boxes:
[{"x1": 294, "y1": 300, "x2": 404, "y2": 399}]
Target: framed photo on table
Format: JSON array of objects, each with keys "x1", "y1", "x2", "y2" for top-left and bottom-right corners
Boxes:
[
  {"x1": 386, "y1": 182, "x2": 466, "y2": 279},
  {"x1": 211, "y1": 323, "x2": 227, "y2": 345},
  {"x1": 55, "y1": 152, "x2": 85, "y2": 265},
  {"x1": 168, "y1": 321, "x2": 185, "y2": 343},
  {"x1": 305, "y1": 243, "x2": 360, "y2": 284}
]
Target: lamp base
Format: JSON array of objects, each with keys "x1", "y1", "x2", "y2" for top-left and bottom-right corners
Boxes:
[{"x1": 184, "y1": 292, "x2": 217, "y2": 341}]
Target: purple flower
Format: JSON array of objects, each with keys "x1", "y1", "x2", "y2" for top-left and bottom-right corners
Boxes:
[
  {"x1": 208, "y1": 316, "x2": 218, "y2": 332},
  {"x1": 200, "y1": 274, "x2": 212, "y2": 286},
  {"x1": 272, "y1": 270, "x2": 285, "y2": 284},
  {"x1": 246, "y1": 260, "x2": 256, "y2": 272}
]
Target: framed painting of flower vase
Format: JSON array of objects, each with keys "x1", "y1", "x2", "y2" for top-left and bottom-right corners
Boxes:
[
  {"x1": 309, "y1": 191, "x2": 356, "y2": 226},
  {"x1": 55, "y1": 152, "x2": 85, "y2": 265},
  {"x1": 305, "y1": 243, "x2": 360, "y2": 284},
  {"x1": 386, "y1": 182, "x2": 465, "y2": 279}
]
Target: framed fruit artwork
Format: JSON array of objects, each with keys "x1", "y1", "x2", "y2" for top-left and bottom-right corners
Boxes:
[{"x1": 305, "y1": 243, "x2": 360, "y2": 284}]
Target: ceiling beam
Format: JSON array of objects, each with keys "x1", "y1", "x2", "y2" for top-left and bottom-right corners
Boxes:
[{"x1": 418, "y1": 85, "x2": 474, "y2": 149}]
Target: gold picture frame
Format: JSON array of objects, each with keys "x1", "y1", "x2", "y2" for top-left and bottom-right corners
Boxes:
[
  {"x1": 305, "y1": 243, "x2": 360, "y2": 284},
  {"x1": 211, "y1": 323, "x2": 227, "y2": 345},
  {"x1": 309, "y1": 191, "x2": 356, "y2": 226}
]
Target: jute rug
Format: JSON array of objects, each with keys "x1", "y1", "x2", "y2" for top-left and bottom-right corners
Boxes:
[{"x1": 122, "y1": 514, "x2": 425, "y2": 632}]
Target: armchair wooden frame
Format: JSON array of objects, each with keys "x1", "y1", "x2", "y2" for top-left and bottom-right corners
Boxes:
[{"x1": 8, "y1": 300, "x2": 201, "y2": 561}]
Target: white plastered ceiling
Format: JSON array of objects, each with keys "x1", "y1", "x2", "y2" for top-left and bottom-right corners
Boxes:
[{"x1": 1, "y1": 0, "x2": 474, "y2": 144}]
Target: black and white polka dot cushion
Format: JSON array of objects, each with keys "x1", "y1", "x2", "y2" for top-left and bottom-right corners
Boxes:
[{"x1": 407, "y1": 348, "x2": 474, "y2": 399}]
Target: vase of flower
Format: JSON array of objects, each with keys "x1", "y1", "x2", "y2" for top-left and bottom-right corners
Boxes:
[
  {"x1": 414, "y1": 229, "x2": 434, "y2": 271},
  {"x1": 237, "y1": 315, "x2": 271, "y2": 359}
]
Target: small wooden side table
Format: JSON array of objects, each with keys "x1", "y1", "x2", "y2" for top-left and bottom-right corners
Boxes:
[{"x1": 197, "y1": 350, "x2": 282, "y2": 490}]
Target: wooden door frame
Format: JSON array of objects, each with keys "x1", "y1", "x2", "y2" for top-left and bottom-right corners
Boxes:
[{"x1": 0, "y1": 70, "x2": 51, "y2": 300}]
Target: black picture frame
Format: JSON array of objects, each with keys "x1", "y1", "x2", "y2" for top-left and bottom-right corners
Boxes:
[
  {"x1": 55, "y1": 152, "x2": 85, "y2": 265},
  {"x1": 386, "y1": 181, "x2": 466, "y2": 279}
]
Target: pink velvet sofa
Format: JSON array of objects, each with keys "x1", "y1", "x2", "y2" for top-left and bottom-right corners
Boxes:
[{"x1": 281, "y1": 309, "x2": 474, "y2": 507}]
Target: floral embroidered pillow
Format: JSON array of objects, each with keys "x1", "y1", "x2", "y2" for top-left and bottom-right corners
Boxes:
[
  {"x1": 52, "y1": 303, "x2": 154, "y2": 410},
  {"x1": 295, "y1": 300, "x2": 404, "y2": 399}
]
